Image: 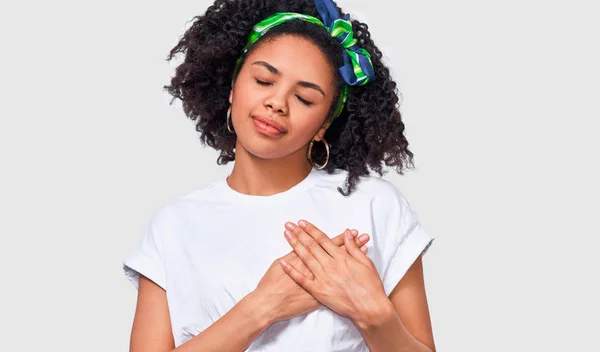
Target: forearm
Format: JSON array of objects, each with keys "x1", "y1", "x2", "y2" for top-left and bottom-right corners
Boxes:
[
  {"x1": 355, "y1": 300, "x2": 433, "y2": 352},
  {"x1": 172, "y1": 291, "x2": 274, "y2": 352}
]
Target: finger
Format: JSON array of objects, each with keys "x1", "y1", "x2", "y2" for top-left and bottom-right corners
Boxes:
[
  {"x1": 357, "y1": 233, "x2": 370, "y2": 246},
  {"x1": 344, "y1": 229, "x2": 372, "y2": 266},
  {"x1": 287, "y1": 222, "x2": 333, "y2": 264},
  {"x1": 298, "y1": 220, "x2": 343, "y2": 258},
  {"x1": 282, "y1": 230, "x2": 366, "y2": 278},
  {"x1": 284, "y1": 228, "x2": 324, "y2": 275},
  {"x1": 336, "y1": 230, "x2": 366, "y2": 246},
  {"x1": 282, "y1": 252, "x2": 315, "y2": 280},
  {"x1": 335, "y1": 231, "x2": 370, "y2": 253},
  {"x1": 331, "y1": 229, "x2": 358, "y2": 247},
  {"x1": 279, "y1": 259, "x2": 316, "y2": 292},
  {"x1": 283, "y1": 231, "x2": 367, "y2": 279}
]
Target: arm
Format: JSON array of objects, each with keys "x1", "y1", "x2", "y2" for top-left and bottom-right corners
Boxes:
[
  {"x1": 173, "y1": 289, "x2": 273, "y2": 352},
  {"x1": 129, "y1": 275, "x2": 175, "y2": 352},
  {"x1": 130, "y1": 231, "x2": 370, "y2": 352},
  {"x1": 131, "y1": 275, "x2": 274, "y2": 352},
  {"x1": 277, "y1": 221, "x2": 435, "y2": 352},
  {"x1": 355, "y1": 255, "x2": 436, "y2": 352}
]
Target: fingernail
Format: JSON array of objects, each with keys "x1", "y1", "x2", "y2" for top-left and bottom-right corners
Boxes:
[
  {"x1": 285, "y1": 222, "x2": 296, "y2": 230},
  {"x1": 346, "y1": 229, "x2": 352, "y2": 239},
  {"x1": 351, "y1": 229, "x2": 358, "y2": 236},
  {"x1": 361, "y1": 246, "x2": 368, "y2": 253},
  {"x1": 358, "y1": 234, "x2": 369, "y2": 242},
  {"x1": 298, "y1": 220, "x2": 307, "y2": 228}
]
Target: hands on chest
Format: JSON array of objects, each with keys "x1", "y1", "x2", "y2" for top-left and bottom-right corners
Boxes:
[{"x1": 253, "y1": 220, "x2": 389, "y2": 329}]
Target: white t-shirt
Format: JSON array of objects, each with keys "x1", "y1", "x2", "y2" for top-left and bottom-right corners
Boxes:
[{"x1": 123, "y1": 167, "x2": 434, "y2": 351}]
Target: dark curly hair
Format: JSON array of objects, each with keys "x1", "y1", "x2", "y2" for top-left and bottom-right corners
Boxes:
[{"x1": 164, "y1": 0, "x2": 415, "y2": 196}]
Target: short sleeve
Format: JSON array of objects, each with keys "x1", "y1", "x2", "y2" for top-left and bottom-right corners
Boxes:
[
  {"x1": 122, "y1": 214, "x2": 167, "y2": 291},
  {"x1": 372, "y1": 181, "x2": 435, "y2": 296}
]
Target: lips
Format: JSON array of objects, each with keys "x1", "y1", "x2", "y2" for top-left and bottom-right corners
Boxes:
[{"x1": 252, "y1": 115, "x2": 287, "y2": 133}]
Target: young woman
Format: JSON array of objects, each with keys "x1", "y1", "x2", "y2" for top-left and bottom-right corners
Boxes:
[{"x1": 123, "y1": 0, "x2": 436, "y2": 351}]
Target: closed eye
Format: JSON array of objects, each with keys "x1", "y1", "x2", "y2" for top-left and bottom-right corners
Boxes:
[
  {"x1": 256, "y1": 79, "x2": 312, "y2": 106},
  {"x1": 296, "y1": 95, "x2": 313, "y2": 106},
  {"x1": 255, "y1": 79, "x2": 272, "y2": 86}
]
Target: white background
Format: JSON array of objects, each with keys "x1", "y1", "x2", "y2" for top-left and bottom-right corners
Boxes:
[{"x1": 1, "y1": 0, "x2": 598, "y2": 350}]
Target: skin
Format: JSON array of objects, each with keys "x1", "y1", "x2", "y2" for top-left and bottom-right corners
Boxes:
[
  {"x1": 282, "y1": 221, "x2": 436, "y2": 352},
  {"x1": 129, "y1": 35, "x2": 435, "y2": 352},
  {"x1": 226, "y1": 35, "x2": 335, "y2": 196}
]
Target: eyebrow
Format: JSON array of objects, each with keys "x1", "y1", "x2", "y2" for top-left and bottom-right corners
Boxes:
[{"x1": 251, "y1": 61, "x2": 326, "y2": 97}]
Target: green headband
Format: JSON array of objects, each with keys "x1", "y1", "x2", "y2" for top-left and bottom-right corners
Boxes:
[{"x1": 232, "y1": 11, "x2": 375, "y2": 129}]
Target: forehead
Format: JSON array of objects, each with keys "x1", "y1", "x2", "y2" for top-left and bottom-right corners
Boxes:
[{"x1": 243, "y1": 35, "x2": 335, "y2": 87}]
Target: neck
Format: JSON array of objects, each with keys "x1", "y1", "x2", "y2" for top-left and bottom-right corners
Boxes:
[{"x1": 226, "y1": 142, "x2": 314, "y2": 196}]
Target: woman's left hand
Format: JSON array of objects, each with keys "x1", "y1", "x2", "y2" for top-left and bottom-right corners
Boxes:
[{"x1": 280, "y1": 220, "x2": 392, "y2": 328}]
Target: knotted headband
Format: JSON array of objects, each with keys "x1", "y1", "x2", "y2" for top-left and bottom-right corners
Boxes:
[{"x1": 232, "y1": 0, "x2": 376, "y2": 128}]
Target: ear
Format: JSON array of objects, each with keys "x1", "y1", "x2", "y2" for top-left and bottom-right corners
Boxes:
[
  {"x1": 228, "y1": 89, "x2": 233, "y2": 105},
  {"x1": 313, "y1": 125, "x2": 327, "y2": 142}
]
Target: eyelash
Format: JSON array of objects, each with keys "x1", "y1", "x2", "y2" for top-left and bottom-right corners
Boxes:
[
  {"x1": 255, "y1": 79, "x2": 271, "y2": 87},
  {"x1": 255, "y1": 79, "x2": 313, "y2": 106}
]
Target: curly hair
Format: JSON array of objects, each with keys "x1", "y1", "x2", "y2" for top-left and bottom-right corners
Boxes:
[{"x1": 163, "y1": 0, "x2": 415, "y2": 196}]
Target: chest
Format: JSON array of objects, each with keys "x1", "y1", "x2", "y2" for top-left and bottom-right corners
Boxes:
[{"x1": 163, "y1": 201, "x2": 376, "y2": 350}]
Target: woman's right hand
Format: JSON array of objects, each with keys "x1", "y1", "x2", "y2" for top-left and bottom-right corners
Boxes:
[{"x1": 253, "y1": 229, "x2": 370, "y2": 323}]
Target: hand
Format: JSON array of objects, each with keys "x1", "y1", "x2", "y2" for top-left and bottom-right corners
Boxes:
[
  {"x1": 253, "y1": 229, "x2": 371, "y2": 324},
  {"x1": 280, "y1": 220, "x2": 390, "y2": 328}
]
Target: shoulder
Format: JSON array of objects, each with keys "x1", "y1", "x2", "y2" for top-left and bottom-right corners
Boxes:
[
  {"x1": 357, "y1": 174, "x2": 407, "y2": 202},
  {"x1": 145, "y1": 180, "x2": 223, "y2": 230},
  {"x1": 313, "y1": 169, "x2": 409, "y2": 205}
]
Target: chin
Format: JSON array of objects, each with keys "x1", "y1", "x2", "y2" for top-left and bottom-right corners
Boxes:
[
  {"x1": 236, "y1": 135, "x2": 305, "y2": 162},
  {"x1": 236, "y1": 136, "x2": 286, "y2": 160}
]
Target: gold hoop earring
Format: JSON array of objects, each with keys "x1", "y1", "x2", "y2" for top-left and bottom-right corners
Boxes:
[
  {"x1": 226, "y1": 106, "x2": 235, "y2": 134},
  {"x1": 307, "y1": 138, "x2": 330, "y2": 170}
]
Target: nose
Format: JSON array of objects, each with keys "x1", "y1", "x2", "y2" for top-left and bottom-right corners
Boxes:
[{"x1": 264, "y1": 92, "x2": 288, "y2": 115}]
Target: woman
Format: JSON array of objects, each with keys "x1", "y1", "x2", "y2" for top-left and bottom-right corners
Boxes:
[{"x1": 123, "y1": 0, "x2": 436, "y2": 350}]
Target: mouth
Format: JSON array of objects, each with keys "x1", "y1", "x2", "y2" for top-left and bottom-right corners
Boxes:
[
  {"x1": 252, "y1": 116, "x2": 287, "y2": 133},
  {"x1": 251, "y1": 116, "x2": 287, "y2": 137}
]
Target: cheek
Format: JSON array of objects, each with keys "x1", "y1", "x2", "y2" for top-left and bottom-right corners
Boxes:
[
  {"x1": 232, "y1": 82, "x2": 260, "y2": 111},
  {"x1": 288, "y1": 115, "x2": 325, "y2": 142}
]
